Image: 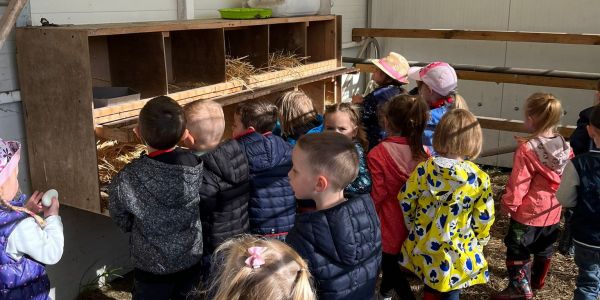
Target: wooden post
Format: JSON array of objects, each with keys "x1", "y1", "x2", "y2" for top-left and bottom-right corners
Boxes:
[
  {"x1": 177, "y1": 0, "x2": 194, "y2": 20},
  {"x1": 0, "y1": 0, "x2": 27, "y2": 50}
]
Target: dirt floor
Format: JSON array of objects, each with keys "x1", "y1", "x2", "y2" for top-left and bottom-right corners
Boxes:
[{"x1": 77, "y1": 170, "x2": 579, "y2": 300}]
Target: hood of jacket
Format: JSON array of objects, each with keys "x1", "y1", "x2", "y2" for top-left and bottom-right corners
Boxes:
[
  {"x1": 238, "y1": 131, "x2": 292, "y2": 173},
  {"x1": 527, "y1": 136, "x2": 571, "y2": 175}
]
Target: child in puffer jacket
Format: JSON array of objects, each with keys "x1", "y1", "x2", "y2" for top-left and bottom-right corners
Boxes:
[
  {"x1": 492, "y1": 93, "x2": 573, "y2": 300},
  {"x1": 183, "y1": 100, "x2": 250, "y2": 284},
  {"x1": 287, "y1": 132, "x2": 382, "y2": 300},
  {"x1": 0, "y1": 139, "x2": 63, "y2": 300},
  {"x1": 233, "y1": 100, "x2": 295, "y2": 241}
]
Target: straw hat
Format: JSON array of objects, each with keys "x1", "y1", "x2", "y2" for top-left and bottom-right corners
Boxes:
[{"x1": 372, "y1": 52, "x2": 410, "y2": 84}]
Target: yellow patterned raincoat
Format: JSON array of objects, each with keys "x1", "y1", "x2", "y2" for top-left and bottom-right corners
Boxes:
[{"x1": 398, "y1": 157, "x2": 495, "y2": 292}]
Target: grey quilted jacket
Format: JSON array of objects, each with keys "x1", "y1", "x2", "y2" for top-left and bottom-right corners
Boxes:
[{"x1": 108, "y1": 155, "x2": 204, "y2": 274}]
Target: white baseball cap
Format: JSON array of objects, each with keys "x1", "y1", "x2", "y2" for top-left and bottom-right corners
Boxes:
[{"x1": 408, "y1": 62, "x2": 457, "y2": 96}]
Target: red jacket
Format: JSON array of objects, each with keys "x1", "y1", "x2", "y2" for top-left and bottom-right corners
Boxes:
[
  {"x1": 502, "y1": 137, "x2": 573, "y2": 226},
  {"x1": 368, "y1": 136, "x2": 426, "y2": 254}
]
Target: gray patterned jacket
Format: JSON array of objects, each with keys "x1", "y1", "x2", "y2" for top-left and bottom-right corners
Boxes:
[{"x1": 108, "y1": 155, "x2": 204, "y2": 274}]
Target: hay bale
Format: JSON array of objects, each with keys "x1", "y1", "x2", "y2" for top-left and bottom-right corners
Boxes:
[
  {"x1": 268, "y1": 50, "x2": 308, "y2": 70},
  {"x1": 97, "y1": 140, "x2": 145, "y2": 186}
]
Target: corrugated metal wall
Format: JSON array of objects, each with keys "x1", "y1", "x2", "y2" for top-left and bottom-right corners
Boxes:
[{"x1": 371, "y1": 0, "x2": 600, "y2": 166}]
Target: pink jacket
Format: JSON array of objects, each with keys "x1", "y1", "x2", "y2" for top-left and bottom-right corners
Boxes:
[
  {"x1": 368, "y1": 136, "x2": 426, "y2": 254},
  {"x1": 502, "y1": 136, "x2": 573, "y2": 227}
]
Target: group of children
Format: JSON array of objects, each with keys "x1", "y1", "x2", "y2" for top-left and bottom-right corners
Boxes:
[{"x1": 1, "y1": 50, "x2": 599, "y2": 300}]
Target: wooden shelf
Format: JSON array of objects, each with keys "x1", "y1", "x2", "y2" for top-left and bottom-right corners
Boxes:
[{"x1": 17, "y1": 16, "x2": 345, "y2": 215}]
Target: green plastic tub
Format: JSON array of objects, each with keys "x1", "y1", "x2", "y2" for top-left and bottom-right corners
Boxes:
[{"x1": 219, "y1": 8, "x2": 272, "y2": 20}]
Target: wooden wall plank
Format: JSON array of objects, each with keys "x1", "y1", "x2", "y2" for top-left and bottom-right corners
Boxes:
[
  {"x1": 89, "y1": 36, "x2": 111, "y2": 87},
  {"x1": 307, "y1": 19, "x2": 336, "y2": 62},
  {"x1": 477, "y1": 116, "x2": 575, "y2": 137},
  {"x1": 107, "y1": 32, "x2": 168, "y2": 98},
  {"x1": 171, "y1": 28, "x2": 225, "y2": 84},
  {"x1": 16, "y1": 28, "x2": 101, "y2": 213},
  {"x1": 355, "y1": 63, "x2": 599, "y2": 90},
  {"x1": 352, "y1": 28, "x2": 600, "y2": 44},
  {"x1": 299, "y1": 80, "x2": 326, "y2": 114}
]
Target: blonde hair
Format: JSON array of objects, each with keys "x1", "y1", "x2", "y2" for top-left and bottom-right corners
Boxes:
[
  {"x1": 450, "y1": 94, "x2": 469, "y2": 110},
  {"x1": 324, "y1": 103, "x2": 368, "y2": 150},
  {"x1": 183, "y1": 100, "x2": 225, "y2": 150},
  {"x1": 433, "y1": 109, "x2": 482, "y2": 159},
  {"x1": 276, "y1": 91, "x2": 319, "y2": 137},
  {"x1": 524, "y1": 92, "x2": 562, "y2": 138},
  {"x1": 296, "y1": 132, "x2": 359, "y2": 190},
  {"x1": 0, "y1": 183, "x2": 46, "y2": 227},
  {"x1": 208, "y1": 235, "x2": 316, "y2": 300}
]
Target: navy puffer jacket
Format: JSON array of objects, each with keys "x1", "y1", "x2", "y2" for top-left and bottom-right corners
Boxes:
[
  {"x1": 287, "y1": 193, "x2": 382, "y2": 300},
  {"x1": 236, "y1": 131, "x2": 295, "y2": 235},
  {"x1": 198, "y1": 139, "x2": 250, "y2": 254}
]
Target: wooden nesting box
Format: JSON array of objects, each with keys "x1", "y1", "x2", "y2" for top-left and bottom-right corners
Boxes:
[{"x1": 16, "y1": 15, "x2": 351, "y2": 215}]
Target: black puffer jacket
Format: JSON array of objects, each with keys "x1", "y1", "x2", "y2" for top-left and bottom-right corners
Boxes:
[
  {"x1": 287, "y1": 193, "x2": 382, "y2": 300},
  {"x1": 198, "y1": 139, "x2": 250, "y2": 254}
]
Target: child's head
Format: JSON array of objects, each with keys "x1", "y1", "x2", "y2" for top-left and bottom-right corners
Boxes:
[
  {"x1": 0, "y1": 139, "x2": 21, "y2": 202},
  {"x1": 289, "y1": 132, "x2": 358, "y2": 199},
  {"x1": 371, "y1": 52, "x2": 410, "y2": 86},
  {"x1": 587, "y1": 105, "x2": 600, "y2": 147},
  {"x1": 276, "y1": 91, "x2": 318, "y2": 137},
  {"x1": 433, "y1": 109, "x2": 482, "y2": 159},
  {"x1": 409, "y1": 62, "x2": 461, "y2": 106},
  {"x1": 137, "y1": 96, "x2": 187, "y2": 150},
  {"x1": 233, "y1": 100, "x2": 278, "y2": 136},
  {"x1": 383, "y1": 95, "x2": 429, "y2": 159},
  {"x1": 209, "y1": 235, "x2": 316, "y2": 300},
  {"x1": 183, "y1": 100, "x2": 225, "y2": 152},
  {"x1": 324, "y1": 103, "x2": 368, "y2": 149},
  {"x1": 523, "y1": 92, "x2": 562, "y2": 137}
]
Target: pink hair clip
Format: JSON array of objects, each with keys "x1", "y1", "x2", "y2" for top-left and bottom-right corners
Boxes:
[{"x1": 245, "y1": 246, "x2": 267, "y2": 269}]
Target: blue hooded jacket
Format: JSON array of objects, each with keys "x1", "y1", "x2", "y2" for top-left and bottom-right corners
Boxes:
[{"x1": 236, "y1": 131, "x2": 295, "y2": 235}]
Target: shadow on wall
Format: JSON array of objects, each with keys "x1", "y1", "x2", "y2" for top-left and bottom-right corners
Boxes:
[{"x1": 46, "y1": 205, "x2": 131, "y2": 300}]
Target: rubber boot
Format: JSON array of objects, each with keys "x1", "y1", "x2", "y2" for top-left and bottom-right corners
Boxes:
[
  {"x1": 490, "y1": 260, "x2": 533, "y2": 300},
  {"x1": 531, "y1": 256, "x2": 551, "y2": 290},
  {"x1": 423, "y1": 290, "x2": 441, "y2": 300}
]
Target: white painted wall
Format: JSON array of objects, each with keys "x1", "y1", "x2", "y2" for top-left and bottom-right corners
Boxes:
[{"x1": 370, "y1": 0, "x2": 600, "y2": 166}]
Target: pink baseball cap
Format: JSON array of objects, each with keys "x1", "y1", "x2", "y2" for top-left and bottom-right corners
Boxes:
[
  {"x1": 408, "y1": 62, "x2": 457, "y2": 96},
  {"x1": 372, "y1": 52, "x2": 410, "y2": 84},
  {"x1": 0, "y1": 139, "x2": 20, "y2": 187}
]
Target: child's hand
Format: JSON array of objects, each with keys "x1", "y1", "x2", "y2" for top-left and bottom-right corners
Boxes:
[
  {"x1": 43, "y1": 197, "x2": 60, "y2": 218},
  {"x1": 25, "y1": 191, "x2": 43, "y2": 214},
  {"x1": 352, "y1": 95, "x2": 364, "y2": 104}
]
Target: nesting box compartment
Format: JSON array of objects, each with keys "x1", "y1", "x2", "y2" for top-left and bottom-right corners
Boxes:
[
  {"x1": 92, "y1": 87, "x2": 140, "y2": 108},
  {"x1": 16, "y1": 16, "x2": 349, "y2": 215}
]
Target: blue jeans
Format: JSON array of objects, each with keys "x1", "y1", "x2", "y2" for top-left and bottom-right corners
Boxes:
[{"x1": 574, "y1": 243, "x2": 600, "y2": 300}]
